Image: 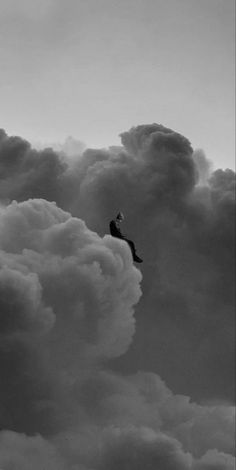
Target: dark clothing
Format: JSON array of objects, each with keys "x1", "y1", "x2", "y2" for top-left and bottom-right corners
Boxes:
[
  {"x1": 109, "y1": 219, "x2": 143, "y2": 263},
  {"x1": 125, "y1": 239, "x2": 136, "y2": 255},
  {"x1": 109, "y1": 220, "x2": 125, "y2": 239}
]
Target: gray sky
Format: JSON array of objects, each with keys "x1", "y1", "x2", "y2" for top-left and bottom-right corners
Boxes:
[
  {"x1": 0, "y1": 0, "x2": 235, "y2": 170},
  {"x1": 0, "y1": 3, "x2": 235, "y2": 467}
]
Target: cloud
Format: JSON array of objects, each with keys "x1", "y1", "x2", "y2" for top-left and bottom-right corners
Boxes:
[
  {"x1": 98, "y1": 426, "x2": 192, "y2": 470},
  {"x1": 0, "y1": 198, "x2": 142, "y2": 360},
  {"x1": 0, "y1": 198, "x2": 141, "y2": 433},
  {"x1": 0, "y1": 126, "x2": 235, "y2": 401},
  {"x1": 192, "y1": 149, "x2": 213, "y2": 186},
  {"x1": 33, "y1": 136, "x2": 86, "y2": 160},
  {"x1": 44, "y1": 368, "x2": 234, "y2": 468},
  {"x1": 0, "y1": 265, "x2": 54, "y2": 335},
  {"x1": 194, "y1": 449, "x2": 235, "y2": 470},
  {"x1": 0, "y1": 430, "x2": 66, "y2": 470},
  {"x1": 55, "y1": 123, "x2": 234, "y2": 402},
  {"x1": 73, "y1": 370, "x2": 235, "y2": 457},
  {"x1": 0, "y1": 124, "x2": 235, "y2": 468},
  {"x1": 120, "y1": 123, "x2": 193, "y2": 158}
]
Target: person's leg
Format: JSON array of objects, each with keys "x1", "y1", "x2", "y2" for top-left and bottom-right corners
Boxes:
[
  {"x1": 125, "y1": 239, "x2": 143, "y2": 263},
  {"x1": 125, "y1": 239, "x2": 136, "y2": 256}
]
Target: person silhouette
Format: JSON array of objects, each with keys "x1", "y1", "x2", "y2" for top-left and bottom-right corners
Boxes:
[{"x1": 109, "y1": 212, "x2": 143, "y2": 263}]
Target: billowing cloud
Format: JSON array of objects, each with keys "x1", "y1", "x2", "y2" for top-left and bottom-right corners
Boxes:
[
  {"x1": 98, "y1": 426, "x2": 192, "y2": 470},
  {"x1": 0, "y1": 431, "x2": 66, "y2": 470},
  {"x1": 72, "y1": 370, "x2": 235, "y2": 457},
  {"x1": 51, "y1": 123, "x2": 234, "y2": 402},
  {"x1": 192, "y1": 149, "x2": 213, "y2": 186},
  {"x1": 0, "y1": 124, "x2": 234, "y2": 468},
  {"x1": 1, "y1": 198, "x2": 141, "y2": 359},
  {"x1": 64, "y1": 124, "x2": 234, "y2": 402},
  {"x1": 0, "y1": 129, "x2": 66, "y2": 205},
  {"x1": 0, "y1": 198, "x2": 141, "y2": 436},
  {"x1": 33, "y1": 136, "x2": 86, "y2": 160},
  {"x1": 193, "y1": 450, "x2": 235, "y2": 470}
]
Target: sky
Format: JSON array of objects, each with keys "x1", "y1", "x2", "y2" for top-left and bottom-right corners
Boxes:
[
  {"x1": 0, "y1": 1, "x2": 235, "y2": 469},
  {"x1": 0, "y1": 0, "x2": 235, "y2": 169}
]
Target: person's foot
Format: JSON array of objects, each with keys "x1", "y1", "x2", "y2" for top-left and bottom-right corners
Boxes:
[{"x1": 133, "y1": 254, "x2": 143, "y2": 263}]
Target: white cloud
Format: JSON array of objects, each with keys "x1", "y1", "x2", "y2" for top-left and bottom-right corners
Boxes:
[{"x1": 0, "y1": 198, "x2": 142, "y2": 362}]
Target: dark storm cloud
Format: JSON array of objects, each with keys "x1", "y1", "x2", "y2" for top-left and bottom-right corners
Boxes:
[
  {"x1": 0, "y1": 129, "x2": 66, "y2": 204},
  {"x1": 120, "y1": 123, "x2": 195, "y2": 204},
  {"x1": 0, "y1": 126, "x2": 235, "y2": 401},
  {"x1": 42, "y1": 122, "x2": 234, "y2": 402},
  {"x1": 0, "y1": 124, "x2": 235, "y2": 468},
  {"x1": 62, "y1": 123, "x2": 234, "y2": 402},
  {"x1": 120, "y1": 123, "x2": 193, "y2": 155}
]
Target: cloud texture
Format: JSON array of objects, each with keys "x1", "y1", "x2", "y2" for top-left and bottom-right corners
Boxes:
[{"x1": 0, "y1": 124, "x2": 235, "y2": 468}]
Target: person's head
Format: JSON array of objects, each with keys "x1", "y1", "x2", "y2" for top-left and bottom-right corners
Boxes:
[{"x1": 116, "y1": 211, "x2": 124, "y2": 222}]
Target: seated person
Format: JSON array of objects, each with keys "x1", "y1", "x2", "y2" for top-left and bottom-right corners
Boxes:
[{"x1": 109, "y1": 212, "x2": 143, "y2": 263}]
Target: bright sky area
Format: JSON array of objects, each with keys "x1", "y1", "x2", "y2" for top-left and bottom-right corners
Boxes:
[{"x1": 0, "y1": 0, "x2": 235, "y2": 169}]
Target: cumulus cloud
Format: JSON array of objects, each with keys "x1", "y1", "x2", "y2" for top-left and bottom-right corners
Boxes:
[
  {"x1": 193, "y1": 450, "x2": 235, "y2": 470},
  {"x1": 0, "y1": 198, "x2": 141, "y2": 433},
  {"x1": 0, "y1": 431, "x2": 66, "y2": 470},
  {"x1": 71, "y1": 370, "x2": 235, "y2": 458},
  {"x1": 33, "y1": 136, "x2": 86, "y2": 160},
  {"x1": 0, "y1": 124, "x2": 235, "y2": 468},
  {"x1": 63, "y1": 124, "x2": 234, "y2": 402},
  {"x1": 192, "y1": 149, "x2": 213, "y2": 186},
  {"x1": 98, "y1": 426, "x2": 192, "y2": 470},
  {"x1": 0, "y1": 129, "x2": 66, "y2": 205},
  {"x1": 0, "y1": 201, "x2": 142, "y2": 357}
]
